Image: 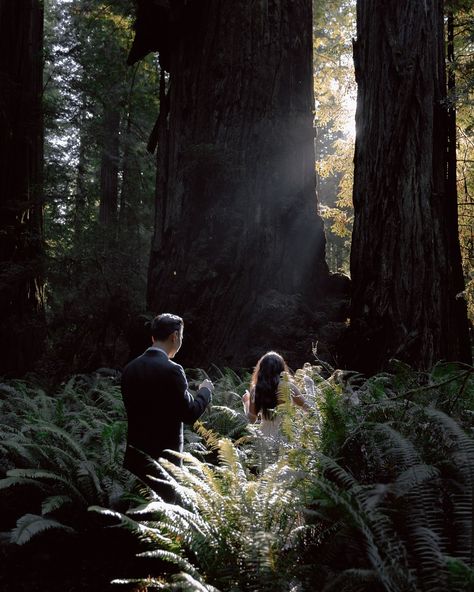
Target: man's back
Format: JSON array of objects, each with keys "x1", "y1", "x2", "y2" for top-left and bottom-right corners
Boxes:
[{"x1": 121, "y1": 348, "x2": 211, "y2": 484}]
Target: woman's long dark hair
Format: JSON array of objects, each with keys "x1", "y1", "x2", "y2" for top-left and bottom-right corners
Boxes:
[{"x1": 251, "y1": 351, "x2": 288, "y2": 420}]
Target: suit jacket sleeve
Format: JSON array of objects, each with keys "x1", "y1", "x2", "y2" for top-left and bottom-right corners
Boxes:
[{"x1": 172, "y1": 365, "x2": 211, "y2": 424}]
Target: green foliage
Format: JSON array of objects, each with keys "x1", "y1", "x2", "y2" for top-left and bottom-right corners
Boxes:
[
  {"x1": 92, "y1": 361, "x2": 474, "y2": 592},
  {"x1": 2, "y1": 362, "x2": 473, "y2": 590},
  {"x1": 451, "y1": 3, "x2": 474, "y2": 323},
  {"x1": 0, "y1": 374, "x2": 137, "y2": 544},
  {"x1": 186, "y1": 368, "x2": 250, "y2": 451},
  {"x1": 313, "y1": 0, "x2": 356, "y2": 273},
  {"x1": 10, "y1": 513, "x2": 75, "y2": 545},
  {"x1": 284, "y1": 361, "x2": 474, "y2": 591},
  {"x1": 92, "y1": 441, "x2": 306, "y2": 592},
  {"x1": 43, "y1": 0, "x2": 159, "y2": 375}
]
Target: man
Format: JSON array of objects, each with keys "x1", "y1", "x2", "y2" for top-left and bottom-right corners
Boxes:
[{"x1": 121, "y1": 313, "x2": 213, "y2": 499}]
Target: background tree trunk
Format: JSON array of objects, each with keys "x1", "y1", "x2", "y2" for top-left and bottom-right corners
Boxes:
[
  {"x1": 98, "y1": 107, "x2": 120, "y2": 229},
  {"x1": 74, "y1": 97, "x2": 88, "y2": 237},
  {"x1": 133, "y1": 0, "x2": 329, "y2": 368},
  {"x1": 0, "y1": 0, "x2": 46, "y2": 376},
  {"x1": 348, "y1": 0, "x2": 471, "y2": 373}
]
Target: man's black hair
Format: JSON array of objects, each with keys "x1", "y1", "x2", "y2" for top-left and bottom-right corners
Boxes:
[{"x1": 151, "y1": 313, "x2": 183, "y2": 341}]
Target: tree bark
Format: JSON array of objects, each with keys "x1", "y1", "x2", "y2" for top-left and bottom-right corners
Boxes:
[
  {"x1": 74, "y1": 100, "x2": 88, "y2": 236},
  {"x1": 119, "y1": 64, "x2": 139, "y2": 240},
  {"x1": 98, "y1": 107, "x2": 120, "y2": 229},
  {"x1": 134, "y1": 0, "x2": 328, "y2": 368},
  {"x1": 349, "y1": 0, "x2": 471, "y2": 373},
  {"x1": 0, "y1": 0, "x2": 46, "y2": 376}
]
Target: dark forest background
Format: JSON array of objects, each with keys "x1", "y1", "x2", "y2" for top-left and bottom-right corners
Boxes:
[{"x1": 1, "y1": 0, "x2": 472, "y2": 381}]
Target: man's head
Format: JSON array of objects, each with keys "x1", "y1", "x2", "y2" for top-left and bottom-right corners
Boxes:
[{"x1": 151, "y1": 313, "x2": 184, "y2": 358}]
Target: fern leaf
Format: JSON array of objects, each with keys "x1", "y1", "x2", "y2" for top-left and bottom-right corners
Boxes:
[
  {"x1": 76, "y1": 460, "x2": 104, "y2": 503},
  {"x1": 0, "y1": 476, "x2": 45, "y2": 490},
  {"x1": 391, "y1": 464, "x2": 440, "y2": 498},
  {"x1": 173, "y1": 572, "x2": 221, "y2": 592},
  {"x1": 7, "y1": 468, "x2": 87, "y2": 503},
  {"x1": 88, "y1": 505, "x2": 172, "y2": 545},
  {"x1": 111, "y1": 577, "x2": 167, "y2": 589},
  {"x1": 372, "y1": 424, "x2": 421, "y2": 469},
  {"x1": 28, "y1": 422, "x2": 89, "y2": 461},
  {"x1": 41, "y1": 495, "x2": 73, "y2": 515},
  {"x1": 322, "y1": 568, "x2": 377, "y2": 592},
  {"x1": 411, "y1": 526, "x2": 448, "y2": 592},
  {"x1": 138, "y1": 548, "x2": 198, "y2": 575},
  {"x1": 11, "y1": 513, "x2": 75, "y2": 545}
]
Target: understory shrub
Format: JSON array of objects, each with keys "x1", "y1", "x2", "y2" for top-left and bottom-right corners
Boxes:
[
  {"x1": 93, "y1": 361, "x2": 474, "y2": 592},
  {"x1": 1, "y1": 361, "x2": 473, "y2": 592},
  {"x1": 0, "y1": 373, "x2": 136, "y2": 542}
]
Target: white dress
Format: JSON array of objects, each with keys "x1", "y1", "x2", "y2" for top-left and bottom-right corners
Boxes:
[
  {"x1": 250, "y1": 387, "x2": 286, "y2": 439},
  {"x1": 259, "y1": 414, "x2": 282, "y2": 438}
]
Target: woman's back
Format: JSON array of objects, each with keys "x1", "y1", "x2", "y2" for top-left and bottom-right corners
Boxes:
[
  {"x1": 247, "y1": 378, "x2": 306, "y2": 437},
  {"x1": 243, "y1": 351, "x2": 309, "y2": 434}
]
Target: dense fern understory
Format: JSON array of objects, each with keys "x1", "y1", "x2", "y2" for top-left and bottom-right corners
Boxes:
[{"x1": 0, "y1": 360, "x2": 473, "y2": 592}]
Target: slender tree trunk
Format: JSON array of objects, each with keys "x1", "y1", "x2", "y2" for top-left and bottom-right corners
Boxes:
[
  {"x1": 133, "y1": 0, "x2": 328, "y2": 368},
  {"x1": 348, "y1": 0, "x2": 471, "y2": 373},
  {"x1": 98, "y1": 107, "x2": 120, "y2": 229},
  {"x1": 119, "y1": 65, "x2": 138, "y2": 239},
  {"x1": 74, "y1": 101, "x2": 88, "y2": 236},
  {"x1": 0, "y1": 0, "x2": 46, "y2": 376}
]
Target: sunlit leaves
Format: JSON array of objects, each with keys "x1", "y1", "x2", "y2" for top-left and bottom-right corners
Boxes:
[
  {"x1": 313, "y1": 0, "x2": 356, "y2": 273},
  {"x1": 447, "y1": 3, "x2": 474, "y2": 321}
]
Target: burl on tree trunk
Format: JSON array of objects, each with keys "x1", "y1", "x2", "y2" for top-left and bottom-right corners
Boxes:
[
  {"x1": 130, "y1": 0, "x2": 330, "y2": 368},
  {"x1": 349, "y1": 0, "x2": 471, "y2": 373},
  {"x1": 0, "y1": 0, "x2": 46, "y2": 376}
]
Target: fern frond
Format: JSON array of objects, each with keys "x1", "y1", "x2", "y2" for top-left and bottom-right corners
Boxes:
[
  {"x1": 390, "y1": 464, "x2": 440, "y2": 498},
  {"x1": 0, "y1": 476, "x2": 45, "y2": 490},
  {"x1": 6, "y1": 468, "x2": 87, "y2": 504},
  {"x1": 193, "y1": 422, "x2": 221, "y2": 451},
  {"x1": 310, "y1": 474, "x2": 414, "y2": 591},
  {"x1": 321, "y1": 568, "x2": 378, "y2": 592},
  {"x1": 11, "y1": 513, "x2": 75, "y2": 545},
  {"x1": 27, "y1": 422, "x2": 89, "y2": 461},
  {"x1": 138, "y1": 548, "x2": 200, "y2": 577},
  {"x1": 172, "y1": 571, "x2": 222, "y2": 592},
  {"x1": 316, "y1": 453, "x2": 358, "y2": 490},
  {"x1": 88, "y1": 505, "x2": 171, "y2": 544},
  {"x1": 217, "y1": 438, "x2": 246, "y2": 482},
  {"x1": 371, "y1": 423, "x2": 421, "y2": 469},
  {"x1": 411, "y1": 526, "x2": 448, "y2": 592},
  {"x1": 425, "y1": 408, "x2": 474, "y2": 460},
  {"x1": 41, "y1": 495, "x2": 73, "y2": 515},
  {"x1": 76, "y1": 460, "x2": 105, "y2": 503}
]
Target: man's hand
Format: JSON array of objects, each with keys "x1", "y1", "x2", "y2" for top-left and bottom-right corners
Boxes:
[{"x1": 199, "y1": 379, "x2": 214, "y2": 393}]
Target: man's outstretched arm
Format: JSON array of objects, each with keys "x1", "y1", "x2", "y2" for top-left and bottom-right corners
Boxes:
[{"x1": 172, "y1": 366, "x2": 212, "y2": 424}]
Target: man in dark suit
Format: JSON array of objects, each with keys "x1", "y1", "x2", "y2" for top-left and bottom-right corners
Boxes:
[{"x1": 121, "y1": 313, "x2": 213, "y2": 499}]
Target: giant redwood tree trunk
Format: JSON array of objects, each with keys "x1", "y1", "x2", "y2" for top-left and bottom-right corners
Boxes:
[
  {"x1": 349, "y1": 0, "x2": 471, "y2": 373},
  {"x1": 0, "y1": 0, "x2": 46, "y2": 376},
  {"x1": 130, "y1": 0, "x2": 329, "y2": 368}
]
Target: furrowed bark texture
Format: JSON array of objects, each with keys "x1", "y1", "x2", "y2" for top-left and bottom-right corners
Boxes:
[
  {"x1": 135, "y1": 0, "x2": 328, "y2": 367},
  {"x1": 349, "y1": 0, "x2": 471, "y2": 372},
  {"x1": 0, "y1": 0, "x2": 46, "y2": 376}
]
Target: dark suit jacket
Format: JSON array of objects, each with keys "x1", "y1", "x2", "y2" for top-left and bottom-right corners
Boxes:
[{"x1": 121, "y1": 348, "x2": 211, "y2": 483}]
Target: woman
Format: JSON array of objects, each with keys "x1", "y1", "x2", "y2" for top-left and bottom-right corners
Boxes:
[{"x1": 242, "y1": 351, "x2": 309, "y2": 437}]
